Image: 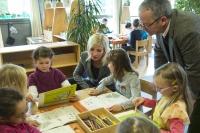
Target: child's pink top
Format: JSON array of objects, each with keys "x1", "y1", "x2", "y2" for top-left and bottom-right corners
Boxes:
[{"x1": 0, "y1": 123, "x2": 41, "y2": 133}]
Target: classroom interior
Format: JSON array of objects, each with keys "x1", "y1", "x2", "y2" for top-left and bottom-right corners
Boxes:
[{"x1": 0, "y1": 0, "x2": 191, "y2": 133}]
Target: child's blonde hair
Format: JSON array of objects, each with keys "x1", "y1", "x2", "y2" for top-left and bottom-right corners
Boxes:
[
  {"x1": 0, "y1": 64, "x2": 27, "y2": 95},
  {"x1": 153, "y1": 62, "x2": 193, "y2": 114},
  {"x1": 118, "y1": 116, "x2": 160, "y2": 133}
]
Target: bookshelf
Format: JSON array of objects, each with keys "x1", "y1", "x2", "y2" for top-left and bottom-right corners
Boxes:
[
  {"x1": 43, "y1": 7, "x2": 68, "y2": 42},
  {"x1": 0, "y1": 41, "x2": 80, "y2": 76}
]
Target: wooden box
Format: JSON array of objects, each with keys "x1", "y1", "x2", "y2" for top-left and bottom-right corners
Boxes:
[{"x1": 77, "y1": 108, "x2": 120, "y2": 133}]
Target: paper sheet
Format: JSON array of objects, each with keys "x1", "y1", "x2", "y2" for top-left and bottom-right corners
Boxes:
[
  {"x1": 80, "y1": 92, "x2": 129, "y2": 110},
  {"x1": 29, "y1": 106, "x2": 79, "y2": 132},
  {"x1": 42, "y1": 125, "x2": 75, "y2": 133}
]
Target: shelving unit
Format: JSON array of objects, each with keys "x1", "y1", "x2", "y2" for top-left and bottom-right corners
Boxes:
[
  {"x1": 43, "y1": 7, "x2": 68, "y2": 42},
  {"x1": 0, "y1": 41, "x2": 80, "y2": 76}
]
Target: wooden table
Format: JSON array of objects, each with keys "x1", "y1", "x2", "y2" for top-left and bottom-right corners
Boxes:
[
  {"x1": 38, "y1": 88, "x2": 93, "y2": 133},
  {"x1": 111, "y1": 38, "x2": 128, "y2": 49}
]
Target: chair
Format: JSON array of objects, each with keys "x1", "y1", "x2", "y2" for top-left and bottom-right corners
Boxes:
[
  {"x1": 128, "y1": 39, "x2": 149, "y2": 67},
  {"x1": 140, "y1": 79, "x2": 157, "y2": 116},
  {"x1": 140, "y1": 79, "x2": 156, "y2": 99},
  {"x1": 147, "y1": 36, "x2": 153, "y2": 53}
]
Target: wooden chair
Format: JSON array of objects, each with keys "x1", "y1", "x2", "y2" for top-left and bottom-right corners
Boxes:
[
  {"x1": 140, "y1": 79, "x2": 157, "y2": 116},
  {"x1": 140, "y1": 79, "x2": 156, "y2": 99},
  {"x1": 128, "y1": 39, "x2": 149, "y2": 67},
  {"x1": 147, "y1": 36, "x2": 153, "y2": 53}
]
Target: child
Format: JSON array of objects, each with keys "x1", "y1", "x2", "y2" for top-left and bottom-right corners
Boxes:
[
  {"x1": 124, "y1": 22, "x2": 133, "y2": 36},
  {"x1": 0, "y1": 64, "x2": 40, "y2": 125},
  {"x1": 0, "y1": 63, "x2": 27, "y2": 96},
  {"x1": 89, "y1": 48, "x2": 141, "y2": 112},
  {"x1": 132, "y1": 63, "x2": 191, "y2": 132},
  {"x1": 117, "y1": 116, "x2": 160, "y2": 133},
  {"x1": 28, "y1": 46, "x2": 78, "y2": 101},
  {"x1": 0, "y1": 88, "x2": 41, "y2": 133}
]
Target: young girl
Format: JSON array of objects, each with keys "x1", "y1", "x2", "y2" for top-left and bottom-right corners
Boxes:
[
  {"x1": 132, "y1": 63, "x2": 191, "y2": 133},
  {"x1": 28, "y1": 46, "x2": 78, "y2": 101},
  {"x1": 0, "y1": 88, "x2": 41, "y2": 133},
  {"x1": 0, "y1": 64, "x2": 40, "y2": 125},
  {"x1": 117, "y1": 116, "x2": 160, "y2": 133},
  {"x1": 0, "y1": 63, "x2": 27, "y2": 96},
  {"x1": 90, "y1": 48, "x2": 141, "y2": 112}
]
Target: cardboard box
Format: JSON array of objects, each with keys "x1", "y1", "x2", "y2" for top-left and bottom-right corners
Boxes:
[{"x1": 77, "y1": 108, "x2": 120, "y2": 133}]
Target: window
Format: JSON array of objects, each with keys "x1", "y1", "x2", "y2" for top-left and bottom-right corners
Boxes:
[
  {"x1": 0, "y1": 0, "x2": 30, "y2": 19},
  {"x1": 130, "y1": 0, "x2": 175, "y2": 19},
  {"x1": 130, "y1": 0, "x2": 143, "y2": 18},
  {"x1": 98, "y1": 0, "x2": 114, "y2": 32},
  {"x1": 100, "y1": 0, "x2": 113, "y2": 16}
]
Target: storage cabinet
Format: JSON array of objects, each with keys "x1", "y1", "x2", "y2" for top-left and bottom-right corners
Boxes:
[{"x1": 0, "y1": 41, "x2": 80, "y2": 76}]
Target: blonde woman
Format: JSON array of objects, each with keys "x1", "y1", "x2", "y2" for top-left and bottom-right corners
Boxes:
[{"x1": 71, "y1": 33, "x2": 110, "y2": 89}]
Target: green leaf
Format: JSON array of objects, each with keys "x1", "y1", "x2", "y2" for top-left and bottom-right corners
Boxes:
[{"x1": 67, "y1": 0, "x2": 101, "y2": 51}]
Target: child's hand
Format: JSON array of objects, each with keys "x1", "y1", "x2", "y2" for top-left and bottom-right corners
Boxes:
[
  {"x1": 108, "y1": 104, "x2": 123, "y2": 112},
  {"x1": 69, "y1": 95, "x2": 79, "y2": 102},
  {"x1": 26, "y1": 94, "x2": 34, "y2": 102},
  {"x1": 132, "y1": 97, "x2": 145, "y2": 107},
  {"x1": 27, "y1": 119, "x2": 40, "y2": 127},
  {"x1": 89, "y1": 88, "x2": 101, "y2": 96}
]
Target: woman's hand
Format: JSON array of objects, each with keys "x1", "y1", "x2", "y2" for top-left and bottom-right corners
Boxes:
[
  {"x1": 132, "y1": 97, "x2": 145, "y2": 107},
  {"x1": 108, "y1": 104, "x2": 123, "y2": 112},
  {"x1": 69, "y1": 95, "x2": 79, "y2": 102},
  {"x1": 89, "y1": 88, "x2": 101, "y2": 96}
]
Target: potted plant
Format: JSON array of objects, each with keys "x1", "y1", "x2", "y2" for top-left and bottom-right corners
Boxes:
[
  {"x1": 67, "y1": 0, "x2": 102, "y2": 51},
  {"x1": 176, "y1": 0, "x2": 200, "y2": 14}
]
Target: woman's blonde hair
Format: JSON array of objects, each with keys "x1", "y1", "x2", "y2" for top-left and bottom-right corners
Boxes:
[
  {"x1": 0, "y1": 64, "x2": 27, "y2": 95},
  {"x1": 118, "y1": 116, "x2": 160, "y2": 133},
  {"x1": 87, "y1": 33, "x2": 110, "y2": 64}
]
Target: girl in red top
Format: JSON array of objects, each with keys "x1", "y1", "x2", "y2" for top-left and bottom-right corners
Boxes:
[{"x1": 132, "y1": 63, "x2": 193, "y2": 133}]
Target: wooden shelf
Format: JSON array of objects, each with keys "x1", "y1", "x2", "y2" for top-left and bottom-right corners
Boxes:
[
  {"x1": 26, "y1": 63, "x2": 78, "y2": 73},
  {"x1": 53, "y1": 35, "x2": 67, "y2": 41},
  {"x1": 0, "y1": 41, "x2": 80, "y2": 75},
  {"x1": 43, "y1": 7, "x2": 68, "y2": 42}
]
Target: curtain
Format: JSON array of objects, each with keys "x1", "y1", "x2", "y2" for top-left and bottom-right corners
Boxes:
[
  {"x1": 29, "y1": 0, "x2": 43, "y2": 37},
  {"x1": 113, "y1": 0, "x2": 122, "y2": 34},
  {"x1": 0, "y1": 27, "x2": 3, "y2": 47}
]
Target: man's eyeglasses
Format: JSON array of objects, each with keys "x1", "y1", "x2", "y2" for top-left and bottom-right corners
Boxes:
[{"x1": 141, "y1": 16, "x2": 162, "y2": 29}]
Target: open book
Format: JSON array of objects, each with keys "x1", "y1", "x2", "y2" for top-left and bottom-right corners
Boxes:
[
  {"x1": 29, "y1": 106, "x2": 79, "y2": 132},
  {"x1": 42, "y1": 125, "x2": 75, "y2": 133},
  {"x1": 39, "y1": 84, "x2": 77, "y2": 107},
  {"x1": 80, "y1": 92, "x2": 129, "y2": 110}
]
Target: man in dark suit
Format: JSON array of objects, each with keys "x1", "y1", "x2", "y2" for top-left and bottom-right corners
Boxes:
[{"x1": 139, "y1": 0, "x2": 200, "y2": 132}]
